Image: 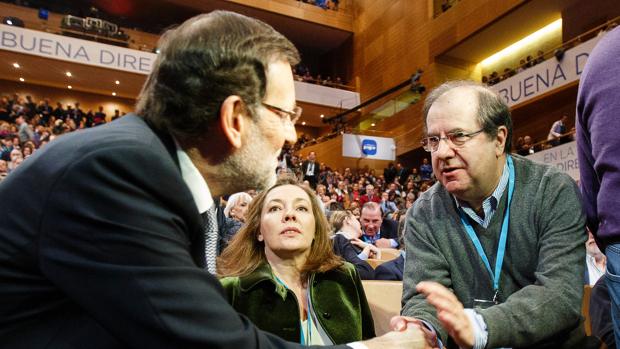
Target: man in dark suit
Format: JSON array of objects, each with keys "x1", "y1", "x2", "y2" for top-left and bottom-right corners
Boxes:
[
  {"x1": 301, "y1": 151, "x2": 319, "y2": 188},
  {"x1": 374, "y1": 253, "x2": 405, "y2": 281},
  {"x1": 360, "y1": 202, "x2": 399, "y2": 248},
  {"x1": 0, "y1": 11, "x2": 421, "y2": 349}
]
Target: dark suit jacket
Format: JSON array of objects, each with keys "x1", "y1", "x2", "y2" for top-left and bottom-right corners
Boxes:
[
  {"x1": 301, "y1": 160, "x2": 319, "y2": 179},
  {"x1": 381, "y1": 218, "x2": 399, "y2": 240},
  {"x1": 0, "y1": 115, "x2": 346, "y2": 349},
  {"x1": 332, "y1": 234, "x2": 374, "y2": 280},
  {"x1": 374, "y1": 254, "x2": 404, "y2": 281}
]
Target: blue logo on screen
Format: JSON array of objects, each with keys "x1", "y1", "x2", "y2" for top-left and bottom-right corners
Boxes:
[{"x1": 361, "y1": 139, "x2": 377, "y2": 155}]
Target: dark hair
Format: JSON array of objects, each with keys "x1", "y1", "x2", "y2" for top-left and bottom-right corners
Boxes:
[
  {"x1": 136, "y1": 11, "x2": 300, "y2": 140},
  {"x1": 217, "y1": 176, "x2": 343, "y2": 278},
  {"x1": 422, "y1": 80, "x2": 512, "y2": 153}
]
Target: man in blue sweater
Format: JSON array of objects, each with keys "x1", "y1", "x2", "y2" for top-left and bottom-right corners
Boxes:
[{"x1": 576, "y1": 26, "x2": 620, "y2": 346}]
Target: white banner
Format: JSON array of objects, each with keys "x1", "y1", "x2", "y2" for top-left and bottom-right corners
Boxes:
[
  {"x1": 527, "y1": 141, "x2": 579, "y2": 181},
  {"x1": 342, "y1": 133, "x2": 395, "y2": 160},
  {"x1": 491, "y1": 35, "x2": 603, "y2": 107},
  {"x1": 0, "y1": 24, "x2": 156, "y2": 75}
]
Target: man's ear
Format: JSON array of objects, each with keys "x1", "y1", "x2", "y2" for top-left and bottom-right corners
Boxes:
[
  {"x1": 495, "y1": 126, "x2": 508, "y2": 156},
  {"x1": 219, "y1": 95, "x2": 246, "y2": 149}
]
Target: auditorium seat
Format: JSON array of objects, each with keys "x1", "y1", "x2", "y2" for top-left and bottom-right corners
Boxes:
[
  {"x1": 361, "y1": 280, "x2": 403, "y2": 335},
  {"x1": 366, "y1": 259, "x2": 384, "y2": 269},
  {"x1": 379, "y1": 248, "x2": 400, "y2": 261}
]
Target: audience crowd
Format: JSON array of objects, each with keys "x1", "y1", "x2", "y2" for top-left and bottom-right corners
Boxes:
[{"x1": 0, "y1": 93, "x2": 123, "y2": 181}]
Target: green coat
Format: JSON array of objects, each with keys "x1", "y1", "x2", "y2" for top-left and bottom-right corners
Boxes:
[{"x1": 220, "y1": 262, "x2": 375, "y2": 344}]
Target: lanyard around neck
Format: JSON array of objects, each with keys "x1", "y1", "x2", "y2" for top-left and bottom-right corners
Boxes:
[{"x1": 458, "y1": 156, "x2": 515, "y2": 293}]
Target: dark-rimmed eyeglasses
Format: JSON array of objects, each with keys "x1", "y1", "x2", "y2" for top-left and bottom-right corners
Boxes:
[
  {"x1": 421, "y1": 129, "x2": 484, "y2": 152},
  {"x1": 262, "y1": 102, "x2": 302, "y2": 125}
]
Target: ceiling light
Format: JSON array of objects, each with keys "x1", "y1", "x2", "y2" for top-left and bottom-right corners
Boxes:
[
  {"x1": 371, "y1": 123, "x2": 376, "y2": 127},
  {"x1": 112, "y1": 92, "x2": 116, "y2": 96},
  {"x1": 115, "y1": 80, "x2": 120, "y2": 85},
  {"x1": 301, "y1": 121, "x2": 306, "y2": 126},
  {"x1": 320, "y1": 114, "x2": 324, "y2": 118},
  {"x1": 480, "y1": 19, "x2": 562, "y2": 67},
  {"x1": 12, "y1": 63, "x2": 20, "y2": 68},
  {"x1": 19, "y1": 77, "x2": 24, "y2": 82},
  {"x1": 67, "y1": 85, "x2": 72, "y2": 89},
  {"x1": 66, "y1": 71, "x2": 72, "y2": 77}
]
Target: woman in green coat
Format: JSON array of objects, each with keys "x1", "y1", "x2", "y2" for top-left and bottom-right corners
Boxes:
[{"x1": 218, "y1": 178, "x2": 375, "y2": 345}]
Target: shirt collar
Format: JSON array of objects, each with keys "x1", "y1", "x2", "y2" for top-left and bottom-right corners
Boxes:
[
  {"x1": 454, "y1": 158, "x2": 509, "y2": 227},
  {"x1": 175, "y1": 139, "x2": 214, "y2": 215}
]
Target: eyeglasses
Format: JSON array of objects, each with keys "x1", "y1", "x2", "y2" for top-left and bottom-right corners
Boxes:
[
  {"x1": 421, "y1": 129, "x2": 484, "y2": 152},
  {"x1": 262, "y1": 102, "x2": 302, "y2": 125}
]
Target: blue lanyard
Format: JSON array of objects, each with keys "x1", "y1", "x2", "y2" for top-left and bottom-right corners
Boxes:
[{"x1": 458, "y1": 156, "x2": 515, "y2": 293}]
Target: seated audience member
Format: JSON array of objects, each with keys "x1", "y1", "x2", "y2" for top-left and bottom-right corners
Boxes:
[
  {"x1": 380, "y1": 191, "x2": 398, "y2": 217},
  {"x1": 218, "y1": 179, "x2": 376, "y2": 345},
  {"x1": 0, "y1": 159, "x2": 7, "y2": 181},
  {"x1": 585, "y1": 230, "x2": 606, "y2": 286},
  {"x1": 360, "y1": 202, "x2": 399, "y2": 248},
  {"x1": 224, "y1": 192, "x2": 253, "y2": 223},
  {"x1": 330, "y1": 210, "x2": 378, "y2": 280},
  {"x1": 360, "y1": 184, "x2": 381, "y2": 205},
  {"x1": 590, "y1": 277, "x2": 615, "y2": 349}
]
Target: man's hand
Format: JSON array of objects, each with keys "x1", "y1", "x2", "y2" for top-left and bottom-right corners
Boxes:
[
  {"x1": 360, "y1": 326, "x2": 430, "y2": 349},
  {"x1": 390, "y1": 315, "x2": 439, "y2": 349},
  {"x1": 375, "y1": 238, "x2": 392, "y2": 248},
  {"x1": 416, "y1": 281, "x2": 474, "y2": 349},
  {"x1": 350, "y1": 239, "x2": 381, "y2": 259}
]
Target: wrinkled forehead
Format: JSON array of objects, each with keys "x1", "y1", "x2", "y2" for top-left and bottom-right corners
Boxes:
[{"x1": 426, "y1": 87, "x2": 480, "y2": 134}]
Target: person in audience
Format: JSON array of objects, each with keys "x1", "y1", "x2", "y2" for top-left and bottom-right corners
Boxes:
[
  {"x1": 547, "y1": 114, "x2": 568, "y2": 146},
  {"x1": 380, "y1": 191, "x2": 398, "y2": 217},
  {"x1": 0, "y1": 159, "x2": 7, "y2": 181},
  {"x1": 419, "y1": 158, "x2": 432, "y2": 181},
  {"x1": 393, "y1": 80, "x2": 592, "y2": 349},
  {"x1": 302, "y1": 151, "x2": 319, "y2": 189},
  {"x1": 330, "y1": 210, "x2": 377, "y2": 280},
  {"x1": 577, "y1": 26, "x2": 620, "y2": 347},
  {"x1": 0, "y1": 11, "x2": 423, "y2": 349},
  {"x1": 360, "y1": 202, "x2": 399, "y2": 248},
  {"x1": 585, "y1": 230, "x2": 606, "y2": 286},
  {"x1": 218, "y1": 179, "x2": 376, "y2": 344},
  {"x1": 360, "y1": 184, "x2": 380, "y2": 205},
  {"x1": 16, "y1": 114, "x2": 33, "y2": 144},
  {"x1": 224, "y1": 192, "x2": 253, "y2": 223}
]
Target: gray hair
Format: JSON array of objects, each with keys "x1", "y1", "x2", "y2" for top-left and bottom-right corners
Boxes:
[
  {"x1": 422, "y1": 80, "x2": 512, "y2": 153},
  {"x1": 224, "y1": 192, "x2": 253, "y2": 218}
]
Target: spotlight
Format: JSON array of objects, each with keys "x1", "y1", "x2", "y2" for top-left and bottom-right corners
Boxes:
[
  {"x1": 112, "y1": 92, "x2": 116, "y2": 96},
  {"x1": 19, "y1": 77, "x2": 24, "y2": 82},
  {"x1": 67, "y1": 85, "x2": 72, "y2": 89},
  {"x1": 66, "y1": 72, "x2": 72, "y2": 77},
  {"x1": 554, "y1": 48, "x2": 565, "y2": 61},
  {"x1": 3, "y1": 16, "x2": 25, "y2": 27},
  {"x1": 301, "y1": 121, "x2": 306, "y2": 125},
  {"x1": 371, "y1": 123, "x2": 376, "y2": 127},
  {"x1": 115, "y1": 80, "x2": 120, "y2": 85},
  {"x1": 12, "y1": 63, "x2": 20, "y2": 68},
  {"x1": 153, "y1": 48, "x2": 161, "y2": 54}
]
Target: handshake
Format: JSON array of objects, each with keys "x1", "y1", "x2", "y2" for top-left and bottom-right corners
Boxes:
[{"x1": 357, "y1": 316, "x2": 438, "y2": 349}]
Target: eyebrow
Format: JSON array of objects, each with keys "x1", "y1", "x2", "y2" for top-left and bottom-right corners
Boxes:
[
  {"x1": 426, "y1": 127, "x2": 465, "y2": 136},
  {"x1": 266, "y1": 198, "x2": 311, "y2": 205}
]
